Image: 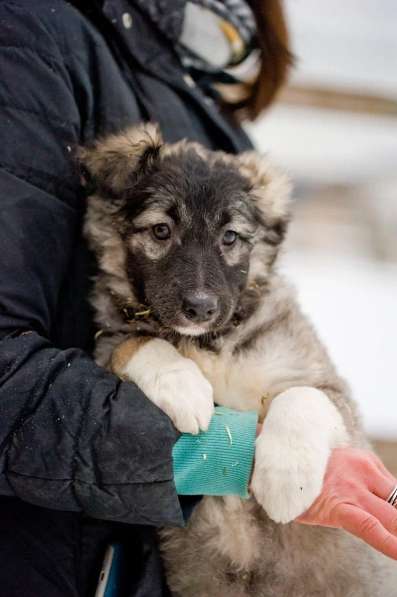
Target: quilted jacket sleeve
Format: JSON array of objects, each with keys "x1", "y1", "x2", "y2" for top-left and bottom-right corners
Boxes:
[{"x1": 0, "y1": 2, "x2": 182, "y2": 526}]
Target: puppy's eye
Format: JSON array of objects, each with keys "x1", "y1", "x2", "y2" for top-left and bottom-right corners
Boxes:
[
  {"x1": 222, "y1": 230, "x2": 238, "y2": 246},
  {"x1": 152, "y1": 223, "x2": 171, "y2": 240}
]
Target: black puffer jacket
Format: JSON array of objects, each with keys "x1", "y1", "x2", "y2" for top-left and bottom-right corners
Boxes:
[{"x1": 0, "y1": 0, "x2": 252, "y2": 527}]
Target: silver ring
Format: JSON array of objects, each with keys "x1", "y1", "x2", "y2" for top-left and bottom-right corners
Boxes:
[{"x1": 386, "y1": 485, "x2": 397, "y2": 508}]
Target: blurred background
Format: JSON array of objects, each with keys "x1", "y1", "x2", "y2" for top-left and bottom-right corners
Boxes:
[{"x1": 247, "y1": 0, "x2": 397, "y2": 470}]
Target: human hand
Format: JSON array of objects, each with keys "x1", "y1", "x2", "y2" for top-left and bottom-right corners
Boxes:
[{"x1": 296, "y1": 447, "x2": 397, "y2": 560}]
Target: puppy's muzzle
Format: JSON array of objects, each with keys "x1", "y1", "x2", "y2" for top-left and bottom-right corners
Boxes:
[{"x1": 182, "y1": 292, "x2": 219, "y2": 324}]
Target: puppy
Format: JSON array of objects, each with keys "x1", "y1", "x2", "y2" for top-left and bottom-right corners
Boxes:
[{"x1": 81, "y1": 124, "x2": 396, "y2": 596}]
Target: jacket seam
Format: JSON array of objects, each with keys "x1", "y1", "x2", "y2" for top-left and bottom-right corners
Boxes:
[
  {"x1": 1, "y1": 1, "x2": 65, "y2": 53},
  {"x1": 1, "y1": 345, "x2": 60, "y2": 473},
  {"x1": 0, "y1": 38, "x2": 104, "y2": 64},
  {"x1": 4, "y1": 470, "x2": 173, "y2": 485},
  {"x1": 0, "y1": 101, "x2": 77, "y2": 129},
  {"x1": 0, "y1": 40, "x2": 105, "y2": 62},
  {"x1": 0, "y1": 1, "x2": 104, "y2": 60},
  {"x1": 68, "y1": 385, "x2": 96, "y2": 509},
  {"x1": 0, "y1": 43, "x2": 67, "y2": 71},
  {"x1": 0, "y1": 162, "x2": 78, "y2": 200}
]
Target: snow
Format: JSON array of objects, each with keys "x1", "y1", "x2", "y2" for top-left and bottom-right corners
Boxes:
[{"x1": 280, "y1": 250, "x2": 397, "y2": 439}]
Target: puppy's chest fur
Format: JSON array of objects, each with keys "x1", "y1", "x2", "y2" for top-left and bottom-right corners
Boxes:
[
  {"x1": 180, "y1": 341, "x2": 272, "y2": 417},
  {"x1": 178, "y1": 313, "x2": 296, "y2": 418},
  {"x1": 96, "y1": 276, "x2": 322, "y2": 422}
]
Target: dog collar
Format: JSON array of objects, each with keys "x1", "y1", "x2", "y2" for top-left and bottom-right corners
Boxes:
[{"x1": 109, "y1": 290, "x2": 152, "y2": 323}]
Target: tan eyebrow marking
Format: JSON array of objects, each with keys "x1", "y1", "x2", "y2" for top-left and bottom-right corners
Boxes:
[
  {"x1": 133, "y1": 208, "x2": 171, "y2": 229},
  {"x1": 228, "y1": 213, "x2": 256, "y2": 236}
]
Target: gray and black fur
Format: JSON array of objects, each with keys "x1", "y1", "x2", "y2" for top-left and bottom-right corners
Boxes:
[
  {"x1": 80, "y1": 124, "x2": 289, "y2": 356},
  {"x1": 81, "y1": 125, "x2": 397, "y2": 597}
]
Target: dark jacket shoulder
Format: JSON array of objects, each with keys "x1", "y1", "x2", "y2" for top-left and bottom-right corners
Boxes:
[{"x1": 0, "y1": 0, "x2": 181, "y2": 526}]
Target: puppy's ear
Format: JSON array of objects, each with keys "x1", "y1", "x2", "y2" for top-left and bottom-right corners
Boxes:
[
  {"x1": 237, "y1": 151, "x2": 292, "y2": 246},
  {"x1": 78, "y1": 123, "x2": 163, "y2": 197}
]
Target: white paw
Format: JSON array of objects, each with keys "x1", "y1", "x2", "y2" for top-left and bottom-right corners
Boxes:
[
  {"x1": 251, "y1": 387, "x2": 347, "y2": 523},
  {"x1": 122, "y1": 339, "x2": 214, "y2": 434},
  {"x1": 252, "y1": 426, "x2": 329, "y2": 523},
  {"x1": 147, "y1": 358, "x2": 214, "y2": 434}
]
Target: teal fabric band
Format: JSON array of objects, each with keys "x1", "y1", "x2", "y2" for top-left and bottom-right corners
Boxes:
[{"x1": 172, "y1": 406, "x2": 258, "y2": 499}]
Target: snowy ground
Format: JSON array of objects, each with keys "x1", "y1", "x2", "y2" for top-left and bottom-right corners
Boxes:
[{"x1": 280, "y1": 250, "x2": 397, "y2": 439}]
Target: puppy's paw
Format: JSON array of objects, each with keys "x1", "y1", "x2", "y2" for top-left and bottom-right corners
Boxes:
[
  {"x1": 252, "y1": 426, "x2": 329, "y2": 523},
  {"x1": 150, "y1": 358, "x2": 214, "y2": 434},
  {"x1": 121, "y1": 338, "x2": 214, "y2": 434},
  {"x1": 251, "y1": 387, "x2": 347, "y2": 523},
  {"x1": 149, "y1": 363, "x2": 214, "y2": 435}
]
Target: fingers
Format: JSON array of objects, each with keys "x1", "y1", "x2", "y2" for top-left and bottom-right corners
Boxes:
[
  {"x1": 337, "y1": 503, "x2": 397, "y2": 560},
  {"x1": 368, "y1": 470, "x2": 397, "y2": 503},
  {"x1": 370, "y1": 451, "x2": 397, "y2": 481},
  {"x1": 370, "y1": 474, "x2": 397, "y2": 502},
  {"x1": 357, "y1": 450, "x2": 397, "y2": 501},
  {"x1": 361, "y1": 492, "x2": 397, "y2": 537}
]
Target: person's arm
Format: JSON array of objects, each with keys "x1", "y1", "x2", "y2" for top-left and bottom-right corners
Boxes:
[
  {"x1": 296, "y1": 447, "x2": 397, "y2": 560},
  {"x1": 0, "y1": 3, "x2": 182, "y2": 526}
]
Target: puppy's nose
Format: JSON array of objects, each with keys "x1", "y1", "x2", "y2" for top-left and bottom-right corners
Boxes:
[{"x1": 182, "y1": 293, "x2": 219, "y2": 322}]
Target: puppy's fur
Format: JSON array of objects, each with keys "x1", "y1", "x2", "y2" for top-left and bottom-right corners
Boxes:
[{"x1": 82, "y1": 125, "x2": 396, "y2": 596}]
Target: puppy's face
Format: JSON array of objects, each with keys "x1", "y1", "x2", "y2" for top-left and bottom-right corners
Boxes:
[
  {"x1": 120, "y1": 151, "x2": 258, "y2": 335},
  {"x1": 81, "y1": 125, "x2": 291, "y2": 336}
]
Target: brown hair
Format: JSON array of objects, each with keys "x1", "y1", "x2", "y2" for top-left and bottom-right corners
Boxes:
[{"x1": 230, "y1": 0, "x2": 294, "y2": 120}]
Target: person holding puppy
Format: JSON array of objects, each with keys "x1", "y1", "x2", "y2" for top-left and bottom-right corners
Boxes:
[{"x1": 0, "y1": 1, "x2": 396, "y2": 595}]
